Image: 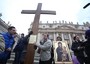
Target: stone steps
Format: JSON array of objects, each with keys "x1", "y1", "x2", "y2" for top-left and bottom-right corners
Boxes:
[
  {"x1": 6, "y1": 52, "x2": 73, "y2": 64},
  {"x1": 7, "y1": 51, "x2": 40, "y2": 64}
]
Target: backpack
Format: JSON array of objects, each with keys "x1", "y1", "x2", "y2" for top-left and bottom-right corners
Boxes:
[{"x1": 0, "y1": 33, "x2": 5, "y2": 53}]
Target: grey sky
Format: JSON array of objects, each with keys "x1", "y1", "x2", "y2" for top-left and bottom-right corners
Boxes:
[{"x1": 0, "y1": 0, "x2": 90, "y2": 34}]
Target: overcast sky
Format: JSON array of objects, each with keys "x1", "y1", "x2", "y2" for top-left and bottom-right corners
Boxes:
[{"x1": 0, "y1": 0, "x2": 90, "y2": 35}]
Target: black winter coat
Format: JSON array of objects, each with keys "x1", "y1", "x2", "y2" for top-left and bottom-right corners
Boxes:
[
  {"x1": 84, "y1": 40, "x2": 90, "y2": 57},
  {"x1": 71, "y1": 41, "x2": 85, "y2": 57}
]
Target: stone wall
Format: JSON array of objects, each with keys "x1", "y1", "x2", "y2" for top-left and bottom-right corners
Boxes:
[{"x1": 0, "y1": 18, "x2": 8, "y2": 33}]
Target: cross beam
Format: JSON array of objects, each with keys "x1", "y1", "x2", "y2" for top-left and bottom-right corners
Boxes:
[
  {"x1": 21, "y1": 3, "x2": 56, "y2": 64},
  {"x1": 21, "y1": 10, "x2": 56, "y2": 15}
]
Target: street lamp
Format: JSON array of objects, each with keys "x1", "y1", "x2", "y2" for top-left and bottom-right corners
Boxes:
[
  {"x1": 83, "y1": 3, "x2": 90, "y2": 29},
  {"x1": 83, "y1": 3, "x2": 90, "y2": 9}
]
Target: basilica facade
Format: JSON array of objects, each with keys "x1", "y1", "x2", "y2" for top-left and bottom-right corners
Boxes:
[{"x1": 29, "y1": 21, "x2": 90, "y2": 48}]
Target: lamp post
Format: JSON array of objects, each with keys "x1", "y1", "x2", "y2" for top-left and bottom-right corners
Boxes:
[
  {"x1": 83, "y1": 3, "x2": 90, "y2": 9},
  {"x1": 83, "y1": 3, "x2": 90, "y2": 29}
]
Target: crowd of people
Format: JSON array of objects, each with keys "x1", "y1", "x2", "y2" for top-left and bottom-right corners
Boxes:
[{"x1": 0, "y1": 26, "x2": 90, "y2": 64}]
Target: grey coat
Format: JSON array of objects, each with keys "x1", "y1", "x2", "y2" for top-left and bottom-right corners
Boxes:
[{"x1": 36, "y1": 39, "x2": 52, "y2": 61}]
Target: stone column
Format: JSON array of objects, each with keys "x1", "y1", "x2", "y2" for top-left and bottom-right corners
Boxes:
[
  {"x1": 69, "y1": 33, "x2": 72, "y2": 48},
  {"x1": 56, "y1": 32, "x2": 58, "y2": 37},
  {"x1": 54, "y1": 32, "x2": 56, "y2": 41},
  {"x1": 55, "y1": 32, "x2": 58, "y2": 40},
  {"x1": 61, "y1": 33, "x2": 64, "y2": 41}
]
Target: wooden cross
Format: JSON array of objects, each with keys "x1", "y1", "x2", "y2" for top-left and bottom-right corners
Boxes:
[{"x1": 21, "y1": 3, "x2": 56, "y2": 64}]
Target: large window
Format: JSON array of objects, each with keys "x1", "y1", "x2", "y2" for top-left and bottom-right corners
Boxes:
[{"x1": 63, "y1": 33, "x2": 69, "y2": 40}]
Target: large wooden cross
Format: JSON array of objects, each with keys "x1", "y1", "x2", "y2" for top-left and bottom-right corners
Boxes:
[{"x1": 21, "y1": 3, "x2": 56, "y2": 64}]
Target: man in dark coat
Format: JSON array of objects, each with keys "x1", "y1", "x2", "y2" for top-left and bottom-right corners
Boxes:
[
  {"x1": 19, "y1": 31, "x2": 33, "y2": 64},
  {"x1": 71, "y1": 35, "x2": 86, "y2": 64},
  {"x1": 13, "y1": 33, "x2": 24, "y2": 64}
]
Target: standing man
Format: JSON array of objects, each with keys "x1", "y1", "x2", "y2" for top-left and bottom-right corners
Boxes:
[
  {"x1": 35, "y1": 34, "x2": 52, "y2": 64},
  {"x1": 19, "y1": 31, "x2": 33, "y2": 64},
  {"x1": 71, "y1": 35, "x2": 85, "y2": 64},
  {"x1": 0, "y1": 26, "x2": 16, "y2": 64},
  {"x1": 13, "y1": 33, "x2": 24, "y2": 64}
]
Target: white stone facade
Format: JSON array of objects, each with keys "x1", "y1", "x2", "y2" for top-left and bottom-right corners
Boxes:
[
  {"x1": 0, "y1": 18, "x2": 8, "y2": 33},
  {"x1": 29, "y1": 21, "x2": 90, "y2": 48}
]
